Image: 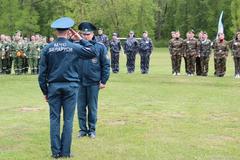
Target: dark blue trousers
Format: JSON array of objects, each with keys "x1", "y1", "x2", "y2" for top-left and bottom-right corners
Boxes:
[
  {"x1": 126, "y1": 51, "x2": 137, "y2": 73},
  {"x1": 140, "y1": 52, "x2": 151, "y2": 73},
  {"x1": 77, "y1": 85, "x2": 99, "y2": 135},
  {"x1": 47, "y1": 82, "x2": 79, "y2": 156}
]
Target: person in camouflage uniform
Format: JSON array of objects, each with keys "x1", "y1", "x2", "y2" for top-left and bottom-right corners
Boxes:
[
  {"x1": 212, "y1": 33, "x2": 229, "y2": 77},
  {"x1": 123, "y1": 31, "x2": 139, "y2": 73},
  {"x1": 4, "y1": 36, "x2": 12, "y2": 74},
  {"x1": 95, "y1": 28, "x2": 109, "y2": 50},
  {"x1": 109, "y1": 33, "x2": 121, "y2": 73},
  {"x1": 0, "y1": 34, "x2": 6, "y2": 74},
  {"x1": 22, "y1": 37, "x2": 29, "y2": 74},
  {"x1": 139, "y1": 31, "x2": 153, "y2": 74},
  {"x1": 230, "y1": 32, "x2": 240, "y2": 78},
  {"x1": 48, "y1": 36, "x2": 54, "y2": 43},
  {"x1": 199, "y1": 32, "x2": 212, "y2": 76},
  {"x1": 169, "y1": 31, "x2": 184, "y2": 75},
  {"x1": 12, "y1": 35, "x2": 25, "y2": 75},
  {"x1": 28, "y1": 35, "x2": 40, "y2": 74},
  {"x1": 183, "y1": 30, "x2": 200, "y2": 76},
  {"x1": 196, "y1": 31, "x2": 203, "y2": 76},
  {"x1": 35, "y1": 34, "x2": 43, "y2": 74}
]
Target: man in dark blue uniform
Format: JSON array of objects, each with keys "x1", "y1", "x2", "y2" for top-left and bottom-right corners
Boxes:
[
  {"x1": 123, "y1": 31, "x2": 139, "y2": 73},
  {"x1": 95, "y1": 28, "x2": 109, "y2": 50},
  {"x1": 77, "y1": 22, "x2": 110, "y2": 139},
  {"x1": 109, "y1": 32, "x2": 121, "y2": 73},
  {"x1": 139, "y1": 31, "x2": 153, "y2": 74},
  {"x1": 38, "y1": 17, "x2": 97, "y2": 159}
]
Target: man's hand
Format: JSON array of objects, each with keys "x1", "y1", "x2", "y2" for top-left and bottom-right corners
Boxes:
[
  {"x1": 68, "y1": 28, "x2": 82, "y2": 41},
  {"x1": 99, "y1": 83, "x2": 106, "y2": 89},
  {"x1": 44, "y1": 95, "x2": 48, "y2": 102}
]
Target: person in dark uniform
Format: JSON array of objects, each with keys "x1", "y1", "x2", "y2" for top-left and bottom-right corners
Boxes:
[
  {"x1": 38, "y1": 17, "x2": 97, "y2": 159},
  {"x1": 109, "y1": 32, "x2": 121, "y2": 73},
  {"x1": 95, "y1": 28, "x2": 109, "y2": 49},
  {"x1": 123, "y1": 31, "x2": 139, "y2": 73},
  {"x1": 139, "y1": 31, "x2": 153, "y2": 74},
  {"x1": 77, "y1": 22, "x2": 110, "y2": 139}
]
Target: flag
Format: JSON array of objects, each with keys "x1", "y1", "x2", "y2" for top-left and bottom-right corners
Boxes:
[{"x1": 217, "y1": 11, "x2": 224, "y2": 39}]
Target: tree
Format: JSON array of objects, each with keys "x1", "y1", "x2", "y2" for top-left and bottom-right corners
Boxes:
[
  {"x1": 0, "y1": 0, "x2": 39, "y2": 36},
  {"x1": 231, "y1": 0, "x2": 240, "y2": 32}
]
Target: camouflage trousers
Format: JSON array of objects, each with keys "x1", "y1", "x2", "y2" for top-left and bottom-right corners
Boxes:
[
  {"x1": 0, "y1": 58, "x2": 2, "y2": 73},
  {"x1": 6, "y1": 57, "x2": 12, "y2": 74},
  {"x1": 140, "y1": 51, "x2": 151, "y2": 74},
  {"x1": 14, "y1": 57, "x2": 24, "y2": 75},
  {"x1": 29, "y1": 58, "x2": 38, "y2": 74},
  {"x1": 195, "y1": 57, "x2": 202, "y2": 76},
  {"x1": 233, "y1": 57, "x2": 240, "y2": 75},
  {"x1": 22, "y1": 57, "x2": 29, "y2": 74},
  {"x1": 126, "y1": 51, "x2": 137, "y2": 73},
  {"x1": 37, "y1": 58, "x2": 40, "y2": 74},
  {"x1": 171, "y1": 54, "x2": 181, "y2": 74},
  {"x1": 186, "y1": 55, "x2": 196, "y2": 74},
  {"x1": 200, "y1": 56, "x2": 210, "y2": 76},
  {"x1": 110, "y1": 52, "x2": 120, "y2": 73},
  {"x1": 214, "y1": 57, "x2": 226, "y2": 77},
  {"x1": 183, "y1": 56, "x2": 188, "y2": 74},
  {"x1": 0, "y1": 58, "x2": 11, "y2": 73}
]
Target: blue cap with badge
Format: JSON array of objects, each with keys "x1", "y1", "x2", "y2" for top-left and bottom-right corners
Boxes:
[
  {"x1": 78, "y1": 22, "x2": 97, "y2": 34},
  {"x1": 51, "y1": 17, "x2": 75, "y2": 30}
]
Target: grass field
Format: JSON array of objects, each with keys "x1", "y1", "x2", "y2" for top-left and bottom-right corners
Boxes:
[{"x1": 0, "y1": 48, "x2": 240, "y2": 160}]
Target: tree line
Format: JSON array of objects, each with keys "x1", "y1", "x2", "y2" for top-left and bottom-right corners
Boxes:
[{"x1": 0, "y1": 0, "x2": 239, "y2": 46}]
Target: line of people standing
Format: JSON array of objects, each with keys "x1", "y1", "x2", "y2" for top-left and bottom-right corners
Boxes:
[
  {"x1": 169, "y1": 30, "x2": 240, "y2": 78},
  {"x1": 99, "y1": 30, "x2": 153, "y2": 74},
  {"x1": 0, "y1": 33, "x2": 49, "y2": 75}
]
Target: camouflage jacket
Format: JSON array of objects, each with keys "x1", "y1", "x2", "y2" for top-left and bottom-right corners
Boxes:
[
  {"x1": 11, "y1": 41, "x2": 25, "y2": 58},
  {"x1": 27, "y1": 41, "x2": 41, "y2": 58},
  {"x1": 199, "y1": 39, "x2": 212, "y2": 57},
  {"x1": 212, "y1": 40, "x2": 229, "y2": 58},
  {"x1": 230, "y1": 40, "x2": 240, "y2": 57},
  {"x1": 168, "y1": 38, "x2": 184, "y2": 55},
  {"x1": 0, "y1": 41, "x2": 5, "y2": 59},
  {"x1": 183, "y1": 38, "x2": 200, "y2": 56}
]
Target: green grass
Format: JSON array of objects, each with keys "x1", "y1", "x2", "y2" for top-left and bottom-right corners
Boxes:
[{"x1": 0, "y1": 48, "x2": 240, "y2": 160}]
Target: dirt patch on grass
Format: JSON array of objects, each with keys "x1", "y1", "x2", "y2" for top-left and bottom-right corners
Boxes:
[
  {"x1": 104, "y1": 119, "x2": 127, "y2": 126},
  {"x1": 166, "y1": 112, "x2": 186, "y2": 119},
  {"x1": 207, "y1": 112, "x2": 239, "y2": 122},
  {"x1": 19, "y1": 106, "x2": 42, "y2": 112},
  {"x1": 203, "y1": 134, "x2": 239, "y2": 146}
]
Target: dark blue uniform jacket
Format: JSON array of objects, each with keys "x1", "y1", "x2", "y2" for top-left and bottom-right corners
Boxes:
[
  {"x1": 77, "y1": 39, "x2": 110, "y2": 86},
  {"x1": 38, "y1": 38, "x2": 97, "y2": 95}
]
